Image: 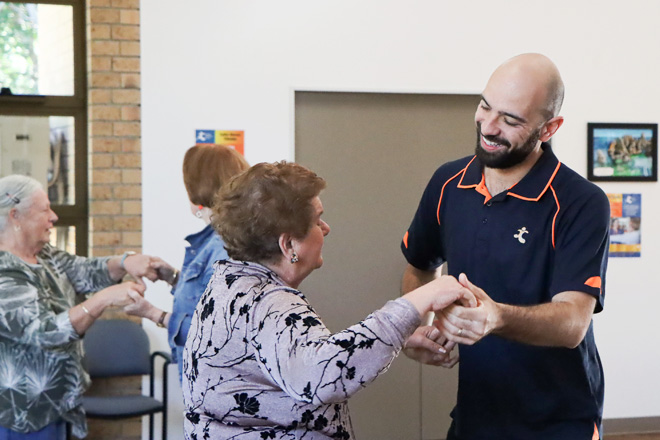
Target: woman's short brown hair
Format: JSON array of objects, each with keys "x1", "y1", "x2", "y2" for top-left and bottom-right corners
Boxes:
[
  {"x1": 182, "y1": 145, "x2": 249, "y2": 207},
  {"x1": 212, "y1": 161, "x2": 326, "y2": 264}
]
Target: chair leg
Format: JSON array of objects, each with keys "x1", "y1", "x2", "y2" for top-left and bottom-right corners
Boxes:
[
  {"x1": 149, "y1": 413, "x2": 154, "y2": 440},
  {"x1": 163, "y1": 410, "x2": 168, "y2": 440},
  {"x1": 163, "y1": 363, "x2": 168, "y2": 440}
]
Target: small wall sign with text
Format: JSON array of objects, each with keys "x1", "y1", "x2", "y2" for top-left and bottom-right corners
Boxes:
[
  {"x1": 607, "y1": 193, "x2": 641, "y2": 258},
  {"x1": 195, "y1": 130, "x2": 244, "y2": 156}
]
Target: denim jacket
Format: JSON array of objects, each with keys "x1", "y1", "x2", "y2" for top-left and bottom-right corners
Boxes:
[{"x1": 168, "y1": 224, "x2": 227, "y2": 379}]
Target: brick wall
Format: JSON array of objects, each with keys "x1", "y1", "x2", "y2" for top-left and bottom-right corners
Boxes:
[
  {"x1": 89, "y1": 0, "x2": 141, "y2": 259},
  {"x1": 84, "y1": 0, "x2": 144, "y2": 439}
]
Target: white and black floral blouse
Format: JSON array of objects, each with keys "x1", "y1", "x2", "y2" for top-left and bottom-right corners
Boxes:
[
  {"x1": 0, "y1": 244, "x2": 115, "y2": 437},
  {"x1": 183, "y1": 259, "x2": 421, "y2": 440}
]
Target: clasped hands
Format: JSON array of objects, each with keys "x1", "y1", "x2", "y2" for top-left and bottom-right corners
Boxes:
[
  {"x1": 121, "y1": 254, "x2": 177, "y2": 286},
  {"x1": 404, "y1": 273, "x2": 496, "y2": 367},
  {"x1": 111, "y1": 254, "x2": 177, "y2": 314}
]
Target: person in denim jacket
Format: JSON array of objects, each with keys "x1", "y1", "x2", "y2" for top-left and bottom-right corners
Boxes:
[
  {"x1": 167, "y1": 224, "x2": 227, "y2": 379},
  {"x1": 126, "y1": 145, "x2": 249, "y2": 380}
]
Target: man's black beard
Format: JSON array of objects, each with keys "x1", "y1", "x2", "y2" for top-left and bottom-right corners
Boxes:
[{"x1": 475, "y1": 123, "x2": 541, "y2": 169}]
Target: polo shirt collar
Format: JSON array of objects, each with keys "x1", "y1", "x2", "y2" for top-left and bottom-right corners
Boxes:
[{"x1": 457, "y1": 143, "x2": 562, "y2": 202}]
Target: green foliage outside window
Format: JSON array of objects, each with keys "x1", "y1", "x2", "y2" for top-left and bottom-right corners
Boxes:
[{"x1": 0, "y1": 2, "x2": 38, "y2": 94}]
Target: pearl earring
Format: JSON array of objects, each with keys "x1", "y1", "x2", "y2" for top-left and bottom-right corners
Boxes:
[{"x1": 195, "y1": 205, "x2": 203, "y2": 218}]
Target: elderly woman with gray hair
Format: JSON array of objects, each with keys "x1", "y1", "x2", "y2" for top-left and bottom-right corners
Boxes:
[{"x1": 0, "y1": 175, "x2": 172, "y2": 440}]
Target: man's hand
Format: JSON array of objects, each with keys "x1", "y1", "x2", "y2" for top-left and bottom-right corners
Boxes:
[
  {"x1": 403, "y1": 325, "x2": 459, "y2": 368},
  {"x1": 436, "y1": 273, "x2": 496, "y2": 345}
]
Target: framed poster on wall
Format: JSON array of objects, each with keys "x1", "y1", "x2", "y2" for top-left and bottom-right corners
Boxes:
[{"x1": 587, "y1": 123, "x2": 657, "y2": 182}]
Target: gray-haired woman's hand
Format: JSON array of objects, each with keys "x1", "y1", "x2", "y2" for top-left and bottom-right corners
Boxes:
[
  {"x1": 98, "y1": 281, "x2": 146, "y2": 308},
  {"x1": 122, "y1": 254, "x2": 160, "y2": 284},
  {"x1": 71, "y1": 282, "x2": 145, "y2": 334}
]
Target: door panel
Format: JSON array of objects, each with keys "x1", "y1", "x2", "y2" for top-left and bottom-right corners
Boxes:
[{"x1": 295, "y1": 92, "x2": 478, "y2": 439}]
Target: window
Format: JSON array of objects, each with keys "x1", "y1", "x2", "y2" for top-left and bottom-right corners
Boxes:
[{"x1": 0, "y1": 0, "x2": 87, "y2": 254}]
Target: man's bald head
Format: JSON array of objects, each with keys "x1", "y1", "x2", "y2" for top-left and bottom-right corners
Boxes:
[
  {"x1": 489, "y1": 53, "x2": 564, "y2": 120},
  {"x1": 475, "y1": 54, "x2": 566, "y2": 170}
]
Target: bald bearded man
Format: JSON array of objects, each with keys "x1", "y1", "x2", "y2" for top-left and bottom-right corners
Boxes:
[{"x1": 401, "y1": 54, "x2": 609, "y2": 440}]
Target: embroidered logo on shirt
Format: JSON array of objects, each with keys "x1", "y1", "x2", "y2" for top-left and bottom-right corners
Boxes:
[{"x1": 514, "y1": 227, "x2": 529, "y2": 244}]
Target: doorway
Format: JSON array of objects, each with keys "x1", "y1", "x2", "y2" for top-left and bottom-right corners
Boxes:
[{"x1": 295, "y1": 91, "x2": 479, "y2": 439}]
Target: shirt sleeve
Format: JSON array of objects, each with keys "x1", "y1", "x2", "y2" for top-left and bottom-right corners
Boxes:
[
  {"x1": 43, "y1": 245, "x2": 116, "y2": 295},
  {"x1": 0, "y1": 271, "x2": 79, "y2": 348},
  {"x1": 401, "y1": 167, "x2": 446, "y2": 271},
  {"x1": 250, "y1": 289, "x2": 421, "y2": 405},
  {"x1": 550, "y1": 187, "x2": 610, "y2": 313}
]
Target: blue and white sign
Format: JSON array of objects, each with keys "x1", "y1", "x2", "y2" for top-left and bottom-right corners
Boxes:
[{"x1": 195, "y1": 130, "x2": 215, "y2": 144}]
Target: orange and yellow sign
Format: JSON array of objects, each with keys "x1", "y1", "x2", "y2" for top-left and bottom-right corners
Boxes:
[{"x1": 195, "y1": 130, "x2": 244, "y2": 156}]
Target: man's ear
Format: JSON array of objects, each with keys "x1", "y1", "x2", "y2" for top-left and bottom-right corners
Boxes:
[{"x1": 540, "y1": 116, "x2": 564, "y2": 142}]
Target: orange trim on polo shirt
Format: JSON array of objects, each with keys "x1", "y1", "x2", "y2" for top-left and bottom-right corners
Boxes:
[
  {"x1": 437, "y1": 167, "x2": 469, "y2": 225},
  {"x1": 403, "y1": 231, "x2": 409, "y2": 249},
  {"x1": 475, "y1": 175, "x2": 492, "y2": 202},
  {"x1": 585, "y1": 276, "x2": 602, "y2": 289},
  {"x1": 508, "y1": 162, "x2": 562, "y2": 202},
  {"x1": 550, "y1": 185, "x2": 560, "y2": 249},
  {"x1": 456, "y1": 156, "x2": 479, "y2": 189},
  {"x1": 454, "y1": 156, "x2": 494, "y2": 203}
]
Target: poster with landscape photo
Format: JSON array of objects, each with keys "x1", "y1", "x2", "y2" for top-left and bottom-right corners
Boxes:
[{"x1": 588, "y1": 123, "x2": 657, "y2": 182}]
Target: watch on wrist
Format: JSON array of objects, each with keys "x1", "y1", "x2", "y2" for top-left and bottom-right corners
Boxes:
[{"x1": 156, "y1": 310, "x2": 168, "y2": 328}]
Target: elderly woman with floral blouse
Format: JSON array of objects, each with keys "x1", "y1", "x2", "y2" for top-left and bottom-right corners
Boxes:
[
  {"x1": 182, "y1": 162, "x2": 478, "y2": 440},
  {"x1": 0, "y1": 175, "x2": 171, "y2": 440}
]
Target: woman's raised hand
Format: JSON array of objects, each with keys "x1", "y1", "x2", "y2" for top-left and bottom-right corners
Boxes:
[
  {"x1": 404, "y1": 275, "x2": 476, "y2": 317},
  {"x1": 427, "y1": 275, "x2": 478, "y2": 311}
]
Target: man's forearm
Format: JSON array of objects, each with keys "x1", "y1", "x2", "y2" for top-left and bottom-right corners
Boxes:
[
  {"x1": 493, "y1": 292, "x2": 596, "y2": 348},
  {"x1": 438, "y1": 279, "x2": 597, "y2": 349},
  {"x1": 401, "y1": 264, "x2": 435, "y2": 294}
]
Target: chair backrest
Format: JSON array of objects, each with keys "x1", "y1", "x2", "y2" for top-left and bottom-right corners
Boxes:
[{"x1": 83, "y1": 319, "x2": 151, "y2": 378}]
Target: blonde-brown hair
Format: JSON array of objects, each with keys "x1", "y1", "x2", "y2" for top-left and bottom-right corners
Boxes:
[
  {"x1": 212, "y1": 161, "x2": 326, "y2": 263},
  {"x1": 182, "y1": 145, "x2": 249, "y2": 207}
]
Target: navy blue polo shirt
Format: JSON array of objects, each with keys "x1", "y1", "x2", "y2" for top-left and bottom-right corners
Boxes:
[{"x1": 402, "y1": 144, "x2": 610, "y2": 440}]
